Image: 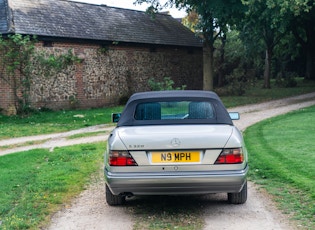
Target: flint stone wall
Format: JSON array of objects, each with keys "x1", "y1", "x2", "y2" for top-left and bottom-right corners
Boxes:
[{"x1": 3, "y1": 41, "x2": 203, "y2": 113}]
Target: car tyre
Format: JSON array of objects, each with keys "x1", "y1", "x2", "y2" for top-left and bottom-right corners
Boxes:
[
  {"x1": 105, "y1": 184, "x2": 125, "y2": 206},
  {"x1": 228, "y1": 180, "x2": 247, "y2": 204}
]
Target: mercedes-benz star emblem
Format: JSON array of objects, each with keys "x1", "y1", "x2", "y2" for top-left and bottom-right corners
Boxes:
[{"x1": 171, "y1": 138, "x2": 181, "y2": 147}]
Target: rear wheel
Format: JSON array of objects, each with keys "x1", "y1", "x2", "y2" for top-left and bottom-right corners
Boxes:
[
  {"x1": 228, "y1": 180, "x2": 247, "y2": 204},
  {"x1": 105, "y1": 185, "x2": 125, "y2": 206}
]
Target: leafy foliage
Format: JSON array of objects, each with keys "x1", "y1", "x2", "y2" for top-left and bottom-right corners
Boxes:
[
  {"x1": 136, "y1": 0, "x2": 245, "y2": 91},
  {"x1": 33, "y1": 49, "x2": 80, "y2": 78},
  {"x1": 0, "y1": 34, "x2": 36, "y2": 114},
  {"x1": 135, "y1": 0, "x2": 315, "y2": 90},
  {"x1": 0, "y1": 35, "x2": 79, "y2": 115},
  {"x1": 148, "y1": 76, "x2": 186, "y2": 91}
]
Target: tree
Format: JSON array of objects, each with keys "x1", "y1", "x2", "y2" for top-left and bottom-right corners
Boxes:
[
  {"x1": 241, "y1": 0, "x2": 290, "y2": 88},
  {"x1": 242, "y1": 0, "x2": 315, "y2": 88},
  {"x1": 0, "y1": 34, "x2": 79, "y2": 114},
  {"x1": 181, "y1": 10, "x2": 199, "y2": 32},
  {"x1": 284, "y1": 0, "x2": 315, "y2": 80},
  {"x1": 135, "y1": 0, "x2": 245, "y2": 90},
  {"x1": 0, "y1": 34, "x2": 35, "y2": 113}
]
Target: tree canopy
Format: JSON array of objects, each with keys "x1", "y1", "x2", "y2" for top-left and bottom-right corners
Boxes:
[
  {"x1": 136, "y1": 0, "x2": 246, "y2": 90},
  {"x1": 135, "y1": 0, "x2": 315, "y2": 90}
]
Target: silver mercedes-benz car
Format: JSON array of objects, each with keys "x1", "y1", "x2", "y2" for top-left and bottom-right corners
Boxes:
[{"x1": 104, "y1": 90, "x2": 248, "y2": 205}]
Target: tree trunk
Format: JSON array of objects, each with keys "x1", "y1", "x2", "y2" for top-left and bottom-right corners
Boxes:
[
  {"x1": 263, "y1": 48, "x2": 272, "y2": 88},
  {"x1": 304, "y1": 20, "x2": 315, "y2": 80},
  {"x1": 293, "y1": 21, "x2": 315, "y2": 80},
  {"x1": 218, "y1": 34, "x2": 226, "y2": 87},
  {"x1": 203, "y1": 41, "x2": 214, "y2": 91},
  {"x1": 305, "y1": 48, "x2": 312, "y2": 80}
]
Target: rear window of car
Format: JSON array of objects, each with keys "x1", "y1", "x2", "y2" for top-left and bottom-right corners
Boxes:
[{"x1": 134, "y1": 101, "x2": 215, "y2": 120}]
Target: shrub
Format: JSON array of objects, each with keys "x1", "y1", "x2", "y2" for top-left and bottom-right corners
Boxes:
[
  {"x1": 275, "y1": 72, "x2": 298, "y2": 88},
  {"x1": 148, "y1": 77, "x2": 186, "y2": 91},
  {"x1": 225, "y1": 68, "x2": 249, "y2": 96}
]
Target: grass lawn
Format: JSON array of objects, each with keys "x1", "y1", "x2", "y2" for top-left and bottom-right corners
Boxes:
[
  {"x1": 0, "y1": 142, "x2": 105, "y2": 229},
  {"x1": 0, "y1": 106, "x2": 123, "y2": 139},
  {"x1": 245, "y1": 105, "x2": 315, "y2": 229}
]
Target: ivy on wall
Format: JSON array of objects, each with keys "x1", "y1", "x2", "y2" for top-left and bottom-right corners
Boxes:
[{"x1": 0, "y1": 34, "x2": 79, "y2": 115}]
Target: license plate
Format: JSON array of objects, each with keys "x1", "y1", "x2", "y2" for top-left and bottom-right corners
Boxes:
[{"x1": 151, "y1": 151, "x2": 200, "y2": 164}]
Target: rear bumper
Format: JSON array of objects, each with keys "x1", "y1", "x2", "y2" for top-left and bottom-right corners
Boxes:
[{"x1": 105, "y1": 165, "x2": 249, "y2": 195}]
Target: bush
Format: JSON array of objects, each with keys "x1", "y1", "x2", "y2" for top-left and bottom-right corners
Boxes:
[
  {"x1": 148, "y1": 77, "x2": 186, "y2": 91},
  {"x1": 275, "y1": 72, "x2": 298, "y2": 88},
  {"x1": 225, "y1": 68, "x2": 249, "y2": 96}
]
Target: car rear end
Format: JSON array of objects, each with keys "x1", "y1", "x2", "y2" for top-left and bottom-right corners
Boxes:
[
  {"x1": 104, "y1": 91, "x2": 248, "y2": 205},
  {"x1": 105, "y1": 125, "x2": 248, "y2": 194}
]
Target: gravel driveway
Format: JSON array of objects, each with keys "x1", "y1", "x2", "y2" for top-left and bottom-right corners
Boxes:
[{"x1": 2, "y1": 92, "x2": 315, "y2": 230}]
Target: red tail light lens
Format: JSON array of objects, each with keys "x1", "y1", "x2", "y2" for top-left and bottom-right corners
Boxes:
[
  {"x1": 215, "y1": 148, "x2": 244, "y2": 164},
  {"x1": 109, "y1": 151, "x2": 138, "y2": 166}
]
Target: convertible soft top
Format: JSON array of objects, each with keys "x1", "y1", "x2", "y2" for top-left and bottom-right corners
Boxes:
[
  {"x1": 128, "y1": 90, "x2": 220, "y2": 101},
  {"x1": 117, "y1": 90, "x2": 233, "y2": 126}
]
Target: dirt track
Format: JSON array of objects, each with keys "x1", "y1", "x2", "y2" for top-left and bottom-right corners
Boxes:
[{"x1": 2, "y1": 92, "x2": 315, "y2": 230}]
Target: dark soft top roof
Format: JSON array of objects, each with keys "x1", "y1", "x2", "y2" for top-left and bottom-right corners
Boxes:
[
  {"x1": 128, "y1": 90, "x2": 221, "y2": 101},
  {"x1": 117, "y1": 90, "x2": 233, "y2": 126}
]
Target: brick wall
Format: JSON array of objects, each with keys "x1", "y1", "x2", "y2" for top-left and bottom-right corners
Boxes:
[
  {"x1": 0, "y1": 78, "x2": 15, "y2": 115},
  {"x1": 1, "y1": 41, "x2": 203, "y2": 114}
]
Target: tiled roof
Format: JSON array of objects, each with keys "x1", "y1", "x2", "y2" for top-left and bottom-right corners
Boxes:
[
  {"x1": 0, "y1": 0, "x2": 202, "y2": 47},
  {"x1": 0, "y1": 0, "x2": 9, "y2": 32}
]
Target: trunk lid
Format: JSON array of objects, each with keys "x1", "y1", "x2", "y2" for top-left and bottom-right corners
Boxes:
[{"x1": 116, "y1": 125, "x2": 233, "y2": 150}]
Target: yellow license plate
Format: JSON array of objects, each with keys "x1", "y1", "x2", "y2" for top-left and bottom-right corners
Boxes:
[{"x1": 151, "y1": 151, "x2": 200, "y2": 163}]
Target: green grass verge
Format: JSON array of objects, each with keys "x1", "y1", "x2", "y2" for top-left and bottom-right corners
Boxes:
[
  {"x1": 245, "y1": 105, "x2": 315, "y2": 228},
  {"x1": 0, "y1": 142, "x2": 105, "y2": 229},
  {"x1": 0, "y1": 106, "x2": 123, "y2": 139}
]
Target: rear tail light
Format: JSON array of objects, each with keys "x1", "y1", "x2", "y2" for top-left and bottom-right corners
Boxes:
[
  {"x1": 215, "y1": 148, "x2": 244, "y2": 164},
  {"x1": 109, "y1": 150, "x2": 138, "y2": 166}
]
